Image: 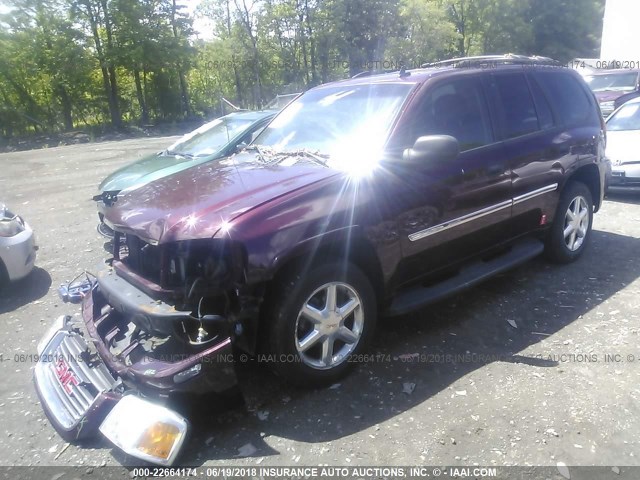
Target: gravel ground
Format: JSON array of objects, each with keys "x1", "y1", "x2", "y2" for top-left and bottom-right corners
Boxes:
[{"x1": 0, "y1": 138, "x2": 639, "y2": 473}]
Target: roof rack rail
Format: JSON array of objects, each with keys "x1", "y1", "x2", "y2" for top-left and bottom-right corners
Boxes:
[
  {"x1": 421, "y1": 54, "x2": 561, "y2": 69},
  {"x1": 351, "y1": 67, "x2": 412, "y2": 79},
  {"x1": 351, "y1": 69, "x2": 397, "y2": 79}
]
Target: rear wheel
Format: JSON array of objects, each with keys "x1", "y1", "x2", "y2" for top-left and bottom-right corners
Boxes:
[
  {"x1": 268, "y1": 262, "x2": 377, "y2": 387},
  {"x1": 545, "y1": 181, "x2": 593, "y2": 263}
]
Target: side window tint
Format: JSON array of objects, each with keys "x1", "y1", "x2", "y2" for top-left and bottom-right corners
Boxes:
[
  {"x1": 528, "y1": 76, "x2": 555, "y2": 130},
  {"x1": 534, "y1": 71, "x2": 598, "y2": 127},
  {"x1": 492, "y1": 73, "x2": 540, "y2": 138},
  {"x1": 411, "y1": 77, "x2": 493, "y2": 152}
]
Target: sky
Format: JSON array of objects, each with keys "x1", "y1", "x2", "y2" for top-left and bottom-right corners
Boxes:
[
  {"x1": 600, "y1": 0, "x2": 640, "y2": 59},
  {"x1": 183, "y1": 0, "x2": 215, "y2": 40}
]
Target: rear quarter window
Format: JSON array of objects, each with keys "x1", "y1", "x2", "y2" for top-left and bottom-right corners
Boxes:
[{"x1": 532, "y1": 70, "x2": 600, "y2": 127}]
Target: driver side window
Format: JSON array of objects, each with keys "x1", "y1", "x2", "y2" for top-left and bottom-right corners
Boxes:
[{"x1": 410, "y1": 77, "x2": 494, "y2": 153}]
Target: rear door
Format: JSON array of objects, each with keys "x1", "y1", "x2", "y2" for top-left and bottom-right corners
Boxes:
[
  {"x1": 489, "y1": 69, "x2": 602, "y2": 235},
  {"x1": 387, "y1": 74, "x2": 513, "y2": 286},
  {"x1": 484, "y1": 70, "x2": 564, "y2": 236}
]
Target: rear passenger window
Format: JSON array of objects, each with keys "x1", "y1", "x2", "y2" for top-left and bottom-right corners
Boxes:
[
  {"x1": 411, "y1": 77, "x2": 493, "y2": 152},
  {"x1": 491, "y1": 73, "x2": 539, "y2": 138},
  {"x1": 533, "y1": 71, "x2": 598, "y2": 126}
]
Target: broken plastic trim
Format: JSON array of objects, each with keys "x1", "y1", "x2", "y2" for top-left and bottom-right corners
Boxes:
[
  {"x1": 93, "y1": 190, "x2": 120, "y2": 207},
  {"x1": 58, "y1": 271, "x2": 96, "y2": 304}
]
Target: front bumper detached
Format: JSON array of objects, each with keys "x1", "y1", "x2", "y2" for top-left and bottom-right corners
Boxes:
[
  {"x1": 35, "y1": 273, "x2": 239, "y2": 465},
  {"x1": 34, "y1": 327, "x2": 188, "y2": 465}
]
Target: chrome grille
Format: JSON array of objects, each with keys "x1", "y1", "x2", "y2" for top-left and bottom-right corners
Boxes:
[{"x1": 35, "y1": 331, "x2": 118, "y2": 429}]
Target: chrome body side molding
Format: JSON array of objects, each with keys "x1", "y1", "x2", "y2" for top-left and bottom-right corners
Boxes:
[
  {"x1": 408, "y1": 183, "x2": 558, "y2": 242},
  {"x1": 512, "y1": 183, "x2": 558, "y2": 205},
  {"x1": 408, "y1": 200, "x2": 512, "y2": 242}
]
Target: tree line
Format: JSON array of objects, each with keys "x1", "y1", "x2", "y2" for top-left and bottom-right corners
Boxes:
[{"x1": 0, "y1": 0, "x2": 605, "y2": 138}]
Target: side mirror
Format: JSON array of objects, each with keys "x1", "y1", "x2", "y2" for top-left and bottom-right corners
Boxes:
[{"x1": 402, "y1": 135, "x2": 459, "y2": 165}]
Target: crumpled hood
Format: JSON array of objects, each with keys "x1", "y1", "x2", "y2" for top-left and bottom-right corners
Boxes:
[
  {"x1": 606, "y1": 130, "x2": 640, "y2": 164},
  {"x1": 104, "y1": 151, "x2": 340, "y2": 243}
]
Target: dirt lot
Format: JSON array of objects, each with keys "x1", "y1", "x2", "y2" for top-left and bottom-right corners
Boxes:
[{"x1": 0, "y1": 138, "x2": 639, "y2": 472}]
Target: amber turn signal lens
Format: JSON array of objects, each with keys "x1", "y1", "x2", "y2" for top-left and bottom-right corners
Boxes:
[{"x1": 136, "y1": 422, "x2": 182, "y2": 460}]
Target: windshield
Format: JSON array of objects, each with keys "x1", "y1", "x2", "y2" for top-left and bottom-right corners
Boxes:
[
  {"x1": 585, "y1": 72, "x2": 638, "y2": 92},
  {"x1": 607, "y1": 102, "x2": 640, "y2": 131},
  {"x1": 252, "y1": 83, "x2": 414, "y2": 163},
  {"x1": 167, "y1": 116, "x2": 255, "y2": 157}
]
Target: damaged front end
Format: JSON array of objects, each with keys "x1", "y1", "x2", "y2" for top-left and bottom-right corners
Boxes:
[{"x1": 35, "y1": 234, "x2": 261, "y2": 465}]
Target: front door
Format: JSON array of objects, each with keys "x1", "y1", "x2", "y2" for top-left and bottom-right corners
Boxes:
[{"x1": 386, "y1": 75, "x2": 513, "y2": 287}]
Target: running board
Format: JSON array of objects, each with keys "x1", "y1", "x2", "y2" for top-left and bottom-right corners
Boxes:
[{"x1": 387, "y1": 237, "x2": 544, "y2": 316}]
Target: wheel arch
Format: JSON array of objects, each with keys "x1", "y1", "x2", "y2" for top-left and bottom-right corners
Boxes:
[
  {"x1": 564, "y1": 163, "x2": 602, "y2": 212},
  {"x1": 268, "y1": 227, "x2": 385, "y2": 305},
  {"x1": 253, "y1": 228, "x2": 385, "y2": 354}
]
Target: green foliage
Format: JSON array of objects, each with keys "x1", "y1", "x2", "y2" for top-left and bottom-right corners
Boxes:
[
  {"x1": 387, "y1": 0, "x2": 459, "y2": 67},
  {"x1": 0, "y1": 0, "x2": 606, "y2": 138}
]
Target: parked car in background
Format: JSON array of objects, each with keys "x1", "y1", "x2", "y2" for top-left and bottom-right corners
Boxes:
[
  {"x1": 605, "y1": 96, "x2": 640, "y2": 186},
  {"x1": 0, "y1": 204, "x2": 37, "y2": 288},
  {"x1": 36, "y1": 55, "x2": 607, "y2": 466},
  {"x1": 614, "y1": 90, "x2": 640, "y2": 111},
  {"x1": 94, "y1": 109, "x2": 277, "y2": 237},
  {"x1": 584, "y1": 69, "x2": 640, "y2": 117}
]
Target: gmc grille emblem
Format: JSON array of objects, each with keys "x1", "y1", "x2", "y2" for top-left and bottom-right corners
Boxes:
[{"x1": 54, "y1": 357, "x2": 79, "y2": 395}]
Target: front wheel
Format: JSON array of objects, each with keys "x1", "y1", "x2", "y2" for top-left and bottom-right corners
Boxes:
[
  {"x1": 268, "y1": 262, "x2": 377, "y2": 387},
  {"x1": 545, "y1": 181, "x2": 593, "y2": 263}
]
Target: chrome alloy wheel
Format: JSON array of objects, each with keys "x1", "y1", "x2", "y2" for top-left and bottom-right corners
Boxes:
[
  {"x1": 294, "y1": 282, "x2": 364, "y2": 370},
  {"x1": 563, "y1": 195, "x2": 590, "y2": 252}
]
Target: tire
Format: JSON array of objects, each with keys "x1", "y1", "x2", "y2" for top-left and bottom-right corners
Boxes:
[
  {"x1": 268, "y1": 262, "x2": 377, "y2": 387},
  {"x1": 545, "y1": 181, "x2": 594, "y2": 264}
]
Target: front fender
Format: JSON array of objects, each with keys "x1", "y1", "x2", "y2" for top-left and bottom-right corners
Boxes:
[{"x1": 270, "y1": 225, "x2": 361, "y2": 273}]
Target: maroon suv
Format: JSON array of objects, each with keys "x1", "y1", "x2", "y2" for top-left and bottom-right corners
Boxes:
[{"x1": 35, "y1": 55, "x2": 607, "y2": 465}]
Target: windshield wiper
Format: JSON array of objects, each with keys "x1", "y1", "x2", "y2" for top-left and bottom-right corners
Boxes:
[
  {"x1": 245, "y1": 146, "x2": 330, "y2": 167},
  {"x1": 291, "y1": 149, "x2": 330, "y2": 166},
  {"x1": 245, "y1": 145, "x2": 270, "y2": 163},
  {"x1": 265, "y1": 148, "x2": 330, "y2": 167},
  {"x1": 165, "y1": 149, "x2": 194, "y2": 158}
]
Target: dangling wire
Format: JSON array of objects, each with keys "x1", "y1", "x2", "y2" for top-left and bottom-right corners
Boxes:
[{"x1": 58, "y1": 271, "x2": 97, "y2": 304}]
